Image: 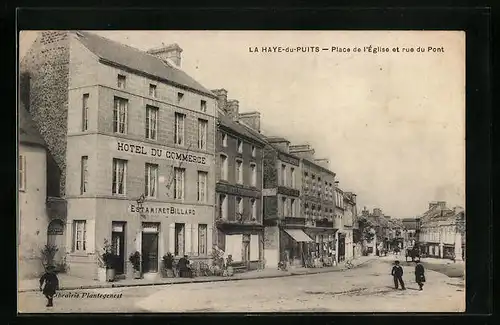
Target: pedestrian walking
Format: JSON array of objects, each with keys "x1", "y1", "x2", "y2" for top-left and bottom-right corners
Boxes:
[
  {"x1": 391, "y1": 260, "x2": 406, "y2": 290},
  {"x1": 414, "y1": 260, "x2": 426, "y2": 291},
  {"x1": 39, "y1": 265, "x2": 59, "y2": 307}
]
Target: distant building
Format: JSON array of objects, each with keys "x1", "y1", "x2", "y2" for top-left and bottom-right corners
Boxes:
[
  {"x1": 401, "y1": 217, "x2": 420, "y2": 247},
  {"x1": 419, "y1": 201, "x2": 465, "y2": 260}
]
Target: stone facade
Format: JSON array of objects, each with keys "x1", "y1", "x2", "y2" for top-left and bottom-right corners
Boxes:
[{"x1": 20, "y1": 31, "x2": 218, "y2": 280}]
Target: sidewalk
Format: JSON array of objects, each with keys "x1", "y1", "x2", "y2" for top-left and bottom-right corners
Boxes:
[{"x1": 18, "y1": 256, "x2": 374, "y2": 293}]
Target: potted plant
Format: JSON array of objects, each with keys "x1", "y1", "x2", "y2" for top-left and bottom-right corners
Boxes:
[
  {"x1": 162, "y1": 253, "x2": 175, "y2": 278},
  {"x1": 40, "y1": 244, "x2": 58, "y2": 271},
  {"x1": 129, "y1": 251, "x2": 142, "y2": 279},
  {"x1": 225, "y1": 255, "x2": 234, "y2": 276},
  {"x1": 102, "y1": 239, "x2": 117, "y2": 282}
]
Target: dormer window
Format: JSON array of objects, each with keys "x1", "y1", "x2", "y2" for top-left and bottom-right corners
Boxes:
[
  {"x1": 117, "y1": 75, "x2": 126, "y2": 89},
  {"x1": 177, "y1": 92, "x2": 184, "y2": 104}
]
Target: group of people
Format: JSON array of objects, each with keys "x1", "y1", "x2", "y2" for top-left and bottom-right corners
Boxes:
[{"x1": 391, "y1": 260, "x2": 426, "y2": 291}]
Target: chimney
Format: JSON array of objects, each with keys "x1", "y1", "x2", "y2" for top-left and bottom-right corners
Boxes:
[
  {"x1": 373, "y1": 208, "x2": 382, "y2": 217},
  {"x1": 289, "y1": 144, "x2": 315, "y2": 161},
  {"x1": 314, "y1": 158, "x2": 330, "y2": 169},
  {"x1": 267, "y1": 136, "x2": 290, "y2": 153},
  {"x1": 226, "y1": 100, "x2": 240, "y2": 121},
  {"x1": 428, "y1": 201, "x2": 446, "y2": 210},
  {"x1": 212, "y1": 89, "x2": 228, "y2": 111},
  {"x1": 239, "y1": 111, "x2": 261, "y2": 133},
  {"x1": 147, "y1": 43, "x2": 183, "y2": 67}
]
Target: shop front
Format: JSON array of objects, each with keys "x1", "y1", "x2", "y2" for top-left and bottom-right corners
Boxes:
[
  {"x1": 281, "y1": 228, "x2": 315, "y2": 267},
  {"x1": 66, "y1": 197, "x2": 214, "y2": 280}
]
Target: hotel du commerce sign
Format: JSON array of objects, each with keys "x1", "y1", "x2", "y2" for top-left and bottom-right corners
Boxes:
[{"x1": 111, "y1": 140, "x2": 210, "y2": 165}]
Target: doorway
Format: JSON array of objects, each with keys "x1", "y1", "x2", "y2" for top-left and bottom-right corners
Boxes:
[
  {"x1": 338, "y1": 234, "x2": 346, "y2": 262},
  {"x1": 142, "y1": 223, "x2": 159, "y2": 273},
  {"x1": 111, "y1": 222, "x2": 126, "y2": 275}
]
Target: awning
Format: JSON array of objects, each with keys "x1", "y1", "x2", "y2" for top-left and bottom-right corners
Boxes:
[{"x1": 284, "y1": 229, "x2": 314, "y2": 242}]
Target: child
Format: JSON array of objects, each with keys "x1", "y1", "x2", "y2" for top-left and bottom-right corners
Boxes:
[
  {"x1": 39, "y1": 265, "x2": 59, "y2": 307},
  {"x1": 391, "y1": 260, "x2": 406, "y2": 290}
]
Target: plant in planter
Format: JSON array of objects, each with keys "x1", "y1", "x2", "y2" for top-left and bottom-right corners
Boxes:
[
  {"x1": 162, "y1": 253, "x2": 175, "y2": 278},
  {"x1": 40, "y1": 244, "x2": 58, "y2": 271},
  {"x1": 225, "y1": 255, "x2": 234, "y2": 277},
  {"x1": 102, "y1": 239, "x2": 118, "y2": 282},
  {"x1": 129, "y1": 251, "x2": 142, "y2": 279}
]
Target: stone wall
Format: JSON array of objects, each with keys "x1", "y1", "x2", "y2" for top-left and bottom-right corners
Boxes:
[{"x1": 20, "y1": 31, "x2": 70, "y2": 197}]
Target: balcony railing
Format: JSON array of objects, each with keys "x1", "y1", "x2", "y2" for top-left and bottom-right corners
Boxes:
[{"x1": 216, "y1": 213, "x2": 262, "y2": 225}]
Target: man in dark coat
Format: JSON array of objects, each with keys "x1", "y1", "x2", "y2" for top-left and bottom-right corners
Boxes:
[
  {"x1": 39, "y1": 265, "x2": 59, "y2": 307},
  {"x1": 177, "y1": 255, "x2": 191, "y2": 278},
  {"x1": 391, "y1": 260, "x2": 406, "y2": 290},
  {"x1": 414, "y1": 260, "x2": 426, "y2": 290}
]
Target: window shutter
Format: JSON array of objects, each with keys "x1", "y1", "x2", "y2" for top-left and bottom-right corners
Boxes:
[
  {"x1": 250, "y1": 234, "x2": 259, "y2": 261},
  {"x1": 168, "y1": 224, "x2": 175, "y2": 254},
  {"x1": 185, "y1": 224, "x2": 192, "y2": 255},
  {"x1": 207, "y1": 226, "x2": 213, "y2": 254},
  {"x1": 192, "y1": 224, "x2": 199, "y2": 256}
]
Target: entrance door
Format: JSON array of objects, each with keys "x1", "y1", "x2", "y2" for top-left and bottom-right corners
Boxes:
[
  {"x1": 338, "y1": 235, "x2": 346, "y2": 261},
  {"x1": 142, "y1": 233, "x2": 159, "y2": 273},
  {"x1": 111, "y1": 222, "x2": 126, "y2": 274}
]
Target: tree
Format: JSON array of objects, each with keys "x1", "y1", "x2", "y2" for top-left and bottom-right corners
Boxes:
[{"x1": 357, "y1": 215, "x2": 375, "y2": 242}]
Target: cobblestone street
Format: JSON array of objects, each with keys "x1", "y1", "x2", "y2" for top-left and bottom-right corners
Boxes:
[{"x1": 18, "y1": 259, "x2": 464, "y2": 313}]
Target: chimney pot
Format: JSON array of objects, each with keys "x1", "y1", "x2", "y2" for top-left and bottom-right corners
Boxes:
[{"x1": 239, "y1": 111, "x2": 261, "y2": 133}]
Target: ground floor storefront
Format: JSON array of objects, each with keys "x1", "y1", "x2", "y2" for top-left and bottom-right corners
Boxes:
[
  {"x1": 64, "y1": 198, "x2": 214, "y2": 280},
  {"x1": 263, "y1": 223, "x2": 339, "y2": 268},
  {"x1": 214, "y1": 223, "x2": 264, "y2": 271},
  {"x1": 420, "y1": 242, "x2": 465, "y2": 261}
]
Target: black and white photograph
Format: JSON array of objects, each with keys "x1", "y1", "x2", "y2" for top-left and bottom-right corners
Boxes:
[{"x1": 17, "y1": 30, "x2": 466, "y2": 313}]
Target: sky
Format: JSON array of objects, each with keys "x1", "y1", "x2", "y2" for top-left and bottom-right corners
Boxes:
[{"x1": 19, "y1": 31, "x2": 465, "y2": 218}]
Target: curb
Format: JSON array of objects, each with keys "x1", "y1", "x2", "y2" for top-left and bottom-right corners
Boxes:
[{"x1": 19, "y1": 258, "x2": 374, "y2": 293}]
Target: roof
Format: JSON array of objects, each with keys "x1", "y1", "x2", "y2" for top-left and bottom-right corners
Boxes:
[
  {"x1": 19, "y1": 102, "x2": 46, "y2": 147},
  {"x1": 218, "y1": 115, "x2": 267, "y2": 146},
  {"x1": 75, "y1": 31, "x2": 215, "y2": 98}
]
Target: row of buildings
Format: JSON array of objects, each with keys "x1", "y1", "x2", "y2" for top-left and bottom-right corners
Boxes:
[
  {"x1": 18, "y1": 31, "x2": 359, "y2": 280},
  {"x1": 358, "y1": 202, "x2": 465, "y2": 261}
]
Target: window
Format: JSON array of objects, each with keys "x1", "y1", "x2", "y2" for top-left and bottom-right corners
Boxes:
[
  {"x1": 117, "y1": 74, "x2": 126, "y2": 89},
  {"x1": 198, "y1": 119, "x2": 208, "y2": 150},
  {"x1": 251, "y1": 146, "x2": 256, "y2": 157},
  {"x1": 281, "y1": 164, "x2": 286, "y2": 186},
  {"x1": 220, "y1": 155, "x2": 228, "y2": 180},
  {"x1": 174, "y1": 168, "x2": 185, "y2": 199},
  {"x1": 174, "y1": 113, "x2": 185, "y2": 145},
  {"x1": 174, "y1": 223, "x2": 185, "y2": 256},
  {"x1": 200, "y1": 100, "x2": 207, "y2": 112},
  {"x1": 197, "y1": 171, "x2": 208, "y2": 202},
  {"x1": 82, "y1": 93, "x2": 89, "y2": 131},
  {"x1": 282, "y1": 197, "x2": 288, "y2": 216},
  {"x1": 145, "y1": 163, "x2": 158, "y2": 198},
  {"x1": 222, "y1": 133, "x2": 227, "y2": 147},
  {"x1": 149, "y1": 84, "x2": 157, "y2": 97},
  {"x1": 290, "y1": 167, "x2": 295, "y2": 188},
  {"x1": 113, "y1": 97, "x2": 128, "y2": 134},
  {"x1": 291, "y1": 199, "x2": 295, "y2": 217},
  {"x1": 145, "y1": 106, "x2": 158, "y2": 140},
  {"x1": 19, "y1": 155, "x2": 26, "y2": 191},
  {"x1": 73, "y1": 220, "x2": 86, "y2": 252},
  {"x1": 236, "y1": 159, "x2": 243, "y2": 184},
  {"x1": 219, "y1": 194, "x2": 228, "y2": 219},
  {"x1": 237, "y1": 139, "x2": 243, "y2": 153},
  {"x1": 198, "y1": 224, "x2": 207, "y2": 255},
  {"x1": 80, "y1": 156, "x2": 88, "y2": 194},
  {"x1": 177, "y1": 92, "x2": 184, "y2": 104},
  {"x1": 112, "y1": 159, "x2": 127, "y2": 195},
  {"x1": 250, "y1": 163, "x2": 257, "y2": 187},
  {"x1": 251, "y1": 199, "x2": 257, "y2": 220},
  {"x1": 236, "y1": 197, "x2": 243, "y2": 215}
]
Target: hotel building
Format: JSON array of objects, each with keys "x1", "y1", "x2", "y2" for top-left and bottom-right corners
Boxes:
[{"x1": 20, "y1": 31, "x2": 217, "y2": 280}]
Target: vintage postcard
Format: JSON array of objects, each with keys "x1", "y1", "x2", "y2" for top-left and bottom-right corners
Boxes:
[{"x1": 17, "y1": 30, "x2": 465, "y2": 313}]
